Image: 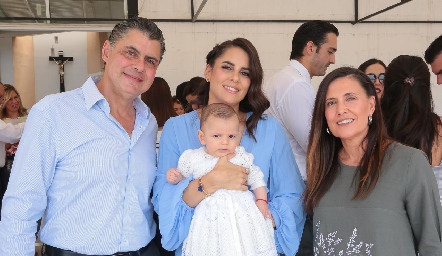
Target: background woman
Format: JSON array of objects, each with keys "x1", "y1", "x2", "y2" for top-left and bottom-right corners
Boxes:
[
  {"x1": 304, "y1": 67, "x2": 442, "y2": 255},
  {"x1": 153, "y1": 38, "x2": 306, "y2": 256},
  {"x1": 382, "y1": 55, "x2": 442, "y2": 166},
  {"x1": 172, "y1": 96, "x2": 185, "y2": 116},
  {"x1": 141, "y1": 77, "x2": 177, "y2": 131},
  {"x1": 0, "y1": 84, "x2": 27, "y2": 210},
  {"x1": 358, "y1": 58, "x2": 387, "y2": 99}
]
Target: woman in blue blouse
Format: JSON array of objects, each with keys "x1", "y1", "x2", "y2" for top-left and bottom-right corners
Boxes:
[{"x1": 152, "y1": 38, "x2": 306, "y2": 255}]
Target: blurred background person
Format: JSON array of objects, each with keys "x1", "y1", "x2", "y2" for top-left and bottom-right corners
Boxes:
[
  {"x1": 425, "y1": 35, "x2": 442, "y2": 85},
  {"x1": 0, "y1": 82, "x2": 25, "y2": 220},
  {"x1": 0, "y1": 84, "x2": 27, "y2": 209},
  {"x1": 141, "y1": 77, "x2": 177, "y2": 145},
  {"x1": 172, "y1": 96, "x2": 185, "y2": 116},
  {"x1": 382, "y1": 55, "x2": 442, "y2": 166},
  {"x1": 304, "y1": 67, "x2": 442, "y2": 255},
  {"x1": 175, "y1": 81, "x2": 189, "y2": 108},
  {"x1": 183, "y1": 76, "x2": 206, "y2": 112},
  {"x1": 141, "y1": 76, "x2": 176, "y2": 256},
  {"x1": 358, "y1": 58, "x2": 387, "y2": 99}
]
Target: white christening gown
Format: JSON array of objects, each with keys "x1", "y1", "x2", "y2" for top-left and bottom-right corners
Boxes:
[{"x1": 179, "y1": 146, "x2": 277, "y2": 256}]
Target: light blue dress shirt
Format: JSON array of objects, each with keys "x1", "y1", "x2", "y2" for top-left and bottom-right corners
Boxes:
[
  {"x1": 0, "y1": 77, "x2": 158, "y2": 255},
  {"x1": 152, "y1": 110, "x2": 306, "y2": 256}
]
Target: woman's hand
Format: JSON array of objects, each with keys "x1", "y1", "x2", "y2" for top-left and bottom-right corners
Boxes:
[
  {"x1": 202, "y1": 153, "x2": 249, "y2": 194},
  {"x1": 182, "y1": 152, "x2": 248, "y2": 208}
]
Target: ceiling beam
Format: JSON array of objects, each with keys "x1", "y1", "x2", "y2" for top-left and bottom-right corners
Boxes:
[
  {"x1": 127, "y1": 0, "x2": 138, "y2": 18},
  {"x1": 353, "y1": 0, "x2": 414, "y2": 24},
  {"x1": 192, "y1": 0, "x2": 208, "y2": 23}
]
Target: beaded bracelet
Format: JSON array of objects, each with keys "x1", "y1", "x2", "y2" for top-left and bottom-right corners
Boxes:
[
  {"x1": 198, "y1": 178, "x2": 211, "y2": 197},
  {"x1": 256, "y1": 198, "x2": 268, "y2": 204}
]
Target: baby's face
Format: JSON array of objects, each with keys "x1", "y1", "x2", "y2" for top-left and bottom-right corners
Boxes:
[{"x1": 198, "y1": 115, "x2": 241, "y2": 158}]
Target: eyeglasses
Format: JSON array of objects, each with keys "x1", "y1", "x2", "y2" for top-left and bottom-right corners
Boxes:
[{"x1": 367, "y1": 73, "x2": 385, "y2": 84}]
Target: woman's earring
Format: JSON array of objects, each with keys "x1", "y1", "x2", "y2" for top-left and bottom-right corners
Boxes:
[
  {"x1": 326, "y1": 127, "x2": 330, "y2": 134},
  {"x1": 368, "y1": 115, "x2": 373, "y2": 126},
  {"x1": 206, "y1": 78, "x2": 209, "y2": 82}
]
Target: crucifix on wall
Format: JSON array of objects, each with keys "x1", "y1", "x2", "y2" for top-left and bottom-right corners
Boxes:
[{"x1": 49, "y1": 51, "x2": 73, "y2": 92}]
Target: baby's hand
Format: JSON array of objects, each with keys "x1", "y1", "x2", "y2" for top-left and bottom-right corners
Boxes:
[
  {"x1": 166, "y1": 168, "x2": 184, "y2": 185},
  {"x1": 255, "y1": 199, "x2": 271, "y2": 219}
]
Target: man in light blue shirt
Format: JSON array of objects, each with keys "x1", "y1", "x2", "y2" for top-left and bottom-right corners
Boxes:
[{"x1": 0, "y1": 17, "x2": 165, "y2": 256}]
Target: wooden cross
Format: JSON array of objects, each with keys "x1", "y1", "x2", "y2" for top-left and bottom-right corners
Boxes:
[{"x1": 49, "y1": 51, "x2": 73, "y2": 92}]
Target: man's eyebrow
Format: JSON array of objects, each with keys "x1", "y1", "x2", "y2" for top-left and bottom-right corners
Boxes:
[
  {"x1": 124, "y1": 45, "x2": 140, "y2": 54},
  {"x1": 125, "y1": 45, "x2": 159, "y2": 63}
]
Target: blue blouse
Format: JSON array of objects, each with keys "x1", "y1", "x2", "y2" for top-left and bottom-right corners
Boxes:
[{"x1": 152, "y1": 110, "x2": 306, "y2": 255}]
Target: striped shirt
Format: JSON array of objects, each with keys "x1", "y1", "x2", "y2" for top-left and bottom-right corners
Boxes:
[{"x1": 0, "y1": 77, "x2": 158, "y2": 255}]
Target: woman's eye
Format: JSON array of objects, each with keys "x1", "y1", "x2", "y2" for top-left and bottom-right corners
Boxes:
[
  {"x1": 222, "y1": 65, "x2": 232, "y2": 70},
  {"x1": 326, "y1": 101, "x2": 335, "y2": 107},
  {"x1": 240, "y1": 71, "x2": 250, "y2": 77}
]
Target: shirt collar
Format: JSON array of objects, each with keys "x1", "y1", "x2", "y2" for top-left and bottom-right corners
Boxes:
[
  {"x1": 82, "y1": 76, "x2": 106, "y2": 110},
  {"x1": 81, "y1": 76, "x2": 150, "y2": 119},
  {"x1": 289, "y1": 59, "x2": 311, "y2": 83}
]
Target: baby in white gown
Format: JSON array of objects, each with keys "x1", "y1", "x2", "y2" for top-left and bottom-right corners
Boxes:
[{"x1": 166, "y1": 103, "x2": 277, "y2": 256}]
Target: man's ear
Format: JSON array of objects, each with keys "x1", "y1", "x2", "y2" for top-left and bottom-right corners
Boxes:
[
  {"x1": 197, "y1": 130, "x2": 205, "y2": 145},
  {"x1": 102, "y1": 40, "x2": 111, "y2": 62},
  {"x1": 305, "y1": 41, "x2": 317, "y2": 56}
]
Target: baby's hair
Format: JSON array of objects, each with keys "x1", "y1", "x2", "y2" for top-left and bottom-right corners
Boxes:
[{"x1": 200, "y1": 103, "x2": 239, "y2": 129}]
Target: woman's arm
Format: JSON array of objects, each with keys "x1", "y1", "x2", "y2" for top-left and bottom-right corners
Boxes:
[{"x1": 266, "y1": 119, "x2": 307, "y2": 255}]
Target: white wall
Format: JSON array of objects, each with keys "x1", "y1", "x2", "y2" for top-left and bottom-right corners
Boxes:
[
  {"x1": 153, "y1": 22, "x2": 442, "y2": 115},
  {"x1": 1, "y1": 0, "x2": 441, "y2": 114},
  {"x1": 33, "y1": 32, "x2": 88, "y2": 102}
]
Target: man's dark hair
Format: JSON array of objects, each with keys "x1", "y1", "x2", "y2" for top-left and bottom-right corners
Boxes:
[
  {"x1": 109, "y1": 17, "x2": 166, "y2": 62},
  {"x1": 424, "y1": 35, "x2": 442, "y2": 64},
  {"x1": 290, "y1": 20, "x2": 339, "y2": 60}
]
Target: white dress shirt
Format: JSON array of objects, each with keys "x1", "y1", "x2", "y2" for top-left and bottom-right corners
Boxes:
[{"x1": 265, "y1": 60, "x2": 314, "y2": 180}]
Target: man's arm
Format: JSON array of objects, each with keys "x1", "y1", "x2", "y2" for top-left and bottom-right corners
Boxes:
[
  {"x1": 0, "y1": 106, "x2": 54, "y2": 256},
  {"x1": 0, "y1": 120, "x2": 25, "y2": 144}
]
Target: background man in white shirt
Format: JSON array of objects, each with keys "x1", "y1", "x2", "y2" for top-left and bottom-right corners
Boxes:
[{"x1": 265, "y1": 20, "x2": 339, "y2": 256}]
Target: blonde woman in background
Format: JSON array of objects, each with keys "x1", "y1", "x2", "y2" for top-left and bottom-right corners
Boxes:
[{"x1": 0, "y1": 84, "x2": 27, "y2": 210}]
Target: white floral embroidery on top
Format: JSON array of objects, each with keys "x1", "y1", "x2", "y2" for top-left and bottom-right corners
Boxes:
[{"x1": 314, "y1": 221, "x2": 374, "y2": 256}]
